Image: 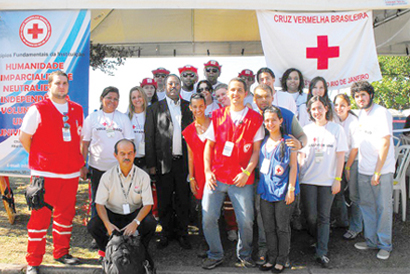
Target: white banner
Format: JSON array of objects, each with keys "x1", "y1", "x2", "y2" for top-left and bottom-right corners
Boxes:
[{"x1": 257, "y1": 10, "x2": 382, "y2": 90}]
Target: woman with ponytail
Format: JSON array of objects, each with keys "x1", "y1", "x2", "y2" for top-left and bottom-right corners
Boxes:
[{"x1": 257, "y1": 106, "x2": 298, "y2": 273}]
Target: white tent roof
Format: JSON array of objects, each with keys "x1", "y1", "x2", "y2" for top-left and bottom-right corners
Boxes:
[{"x1": 2, "y1": 1, "x2": 410, "y2": 56}]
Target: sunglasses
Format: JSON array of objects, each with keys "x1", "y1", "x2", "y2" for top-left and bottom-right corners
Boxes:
[
  {"x1": 182, "y1": 72, "x2": 196, "y2": 78},
  {"x1": 205, "y1": 68, "x2": 218, "y2": 73},
  {"x1": 154, "y1": 74, "x2": 167, "y2": 78},
  {"x1": 63, "y1": 114, "x2": 70, "y2": 129},
  {"x1": 198, "y1": 87, "x2": 211, "y2": 93}
]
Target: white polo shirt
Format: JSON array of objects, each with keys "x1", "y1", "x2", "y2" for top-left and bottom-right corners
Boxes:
[{"x1": 95, "y1": 164, "x2": 153, "y2": 215}]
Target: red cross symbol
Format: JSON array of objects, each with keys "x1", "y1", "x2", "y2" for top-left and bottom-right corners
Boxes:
[
  {"x1": 133, "y1": 125, "x2": 136, "y2": 129},
  {"x1": 306, "y1": 36, "x2": 339, "y2": 70},
  {"x1": 102, "y1": 122, "x2": 107, "y2": 126},
  {"x1": 276, "y1": 167, "x2": 282, "y2": 174},
  {"x1": 27, "y1": 23, "x2": 43, "y2": 39}
]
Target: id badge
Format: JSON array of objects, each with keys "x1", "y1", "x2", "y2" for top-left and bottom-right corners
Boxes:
[
  {"x1": 106, "y1": 127, "x2": 115, "y2": 138},
  {"x1": 315, "y1": 151, "x2": 324, "y2": 163},
  {"x1": 260, "y1": 159, "x2": 270, "y2": 175},
  {"x1": 138, "y1": 141, "x2": 145, "y2": 155},
  {"x1": 122, "y1": 203, "x2": 130, "y2": 214},
  {"x1": 62, "y1": 128, "x2": 71, "y2": 142},
  {"x1": 222, "y1": 141, "x2": 234, "y2": 157}
]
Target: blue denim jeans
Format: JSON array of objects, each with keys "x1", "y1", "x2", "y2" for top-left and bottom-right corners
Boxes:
[
  {"x1": 347, "y1": 161, "x2": 363, "y2": 233},
  {"x1": 301, "y1": 184, "x2": 334, "y2": 257},
  {"x1": 358, "y1": 173, "x2": 393, "y2": 251},
  {"x1": 202, "y1": 181, "x2": 254, "y2": 260}
]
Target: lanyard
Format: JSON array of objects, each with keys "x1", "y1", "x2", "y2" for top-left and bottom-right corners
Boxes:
[
  {"x1": 118, "y1": 167, "x2": 136, "y2": 201},
  {"x1": 263, "y1": 138, "x2": 282, "y2": 161}
]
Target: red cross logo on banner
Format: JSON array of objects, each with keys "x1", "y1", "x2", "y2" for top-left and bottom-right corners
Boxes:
[
  {"x1": 133, "y1": 125, "x2": 136, "y2": 129},
  {"x1": 28, "y1": 23, "x2": 43, "y2": 39},
  {"x1": 19, "y1": 15, "x2": 52, "y2": 48},
  {"x1": 306, "y1": 36, "x2": 339, "y2": 70}
]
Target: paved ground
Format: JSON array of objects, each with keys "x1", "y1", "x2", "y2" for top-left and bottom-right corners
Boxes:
[{"x1": 1, "y1": 264, "x2": 410, "y2": 274}]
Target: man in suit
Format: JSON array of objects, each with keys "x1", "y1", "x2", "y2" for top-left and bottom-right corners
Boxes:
[{"x1": 145, "y1": 74, "x2": 193, "y2": 249}]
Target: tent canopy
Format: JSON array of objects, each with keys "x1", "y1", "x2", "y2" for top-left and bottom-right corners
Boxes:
[{"x1": 2, "y1": 1, "x2": 410, "y2": 56}]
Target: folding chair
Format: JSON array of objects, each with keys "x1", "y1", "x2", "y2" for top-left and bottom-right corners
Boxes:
[{"x1": 393, "y1": 145, "x2": 410, "y2": 221}]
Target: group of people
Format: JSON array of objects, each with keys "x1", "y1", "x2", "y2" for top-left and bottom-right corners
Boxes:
[{"x1": 19, "y1": 60, "x2": 396, "y2": 274}]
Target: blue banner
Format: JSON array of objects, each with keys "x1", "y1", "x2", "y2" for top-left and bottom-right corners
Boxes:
[{"x1": 0, "y1": 10, "x2": 90, "y2": 176}]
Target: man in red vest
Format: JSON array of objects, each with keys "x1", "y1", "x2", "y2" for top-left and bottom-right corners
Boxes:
[
  {"x1": 20, "y1": 71, "x2": 84, "y2": 274},
  {"x1": 202, "y1": 78, "x2": 264, "y2": 270}
]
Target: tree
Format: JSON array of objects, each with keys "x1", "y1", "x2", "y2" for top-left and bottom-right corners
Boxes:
[
  {"x1": 372, "y1": 56, "x2": 410, "y2": 110},
  {"x1": 89, "y1": 42, "x2": 135, "y2": 76}
]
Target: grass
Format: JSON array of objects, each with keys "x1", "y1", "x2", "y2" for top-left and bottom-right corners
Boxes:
[{"x1": 1, "y1": 177, "x2": 410, "y2": 270}]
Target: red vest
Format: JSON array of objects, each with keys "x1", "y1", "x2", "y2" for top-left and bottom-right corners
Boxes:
[
  {"x1": 29, "y1": 98, "x2": 84, "y2": 174},
  {"x1": 212, "y1": 107, "x2": 263, "y2": 185}
]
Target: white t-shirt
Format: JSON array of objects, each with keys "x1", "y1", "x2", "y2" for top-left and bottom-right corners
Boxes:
[
  {"x1": 356, "y1": 104, "x2": 395, "y2": 175},
  {"x1": 82, "y1": 110, "x2": 134, "y2": 171},
  {"x1": 205, "y1": 107, "x2": 265, "y2": 142},
  {"x1": 95, "y1": 165, "x2": 153, "y2": 215},
  {"x1": 198, "y1": 121, "x2": 213, "y2": 142},
  {"x1": 157, "y1": 91, "x2": 166, "y2": 101},
  {"x1": 289, "y1": 92, "x2": 310, "y2": 126},
  {"x1": 272, "y1": 91, "x2": 297, "y2": 114},
  {"x1": 205, "y1": 101, "x2": 221, "y2": 118},
  {"x1": 130, "y1": 112, "x2": 146, "y2": 158},
  {"x1": 20, "y1": 101, "x2": 80, "y2": 179},
  {"x1": 300, "y1": 121, "x2": 348, "y2": 187},
  {"x1": 180, "y1": 88, "x2": 196, "y2": 101},
  {"x1": 337, "y1": 113, "x2": 359, "y2": 162}
]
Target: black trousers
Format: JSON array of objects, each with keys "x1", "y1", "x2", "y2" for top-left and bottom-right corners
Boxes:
[
  {"x1": 156, "y1": 157, "x2": 190, "y2": 237},
  {"x1": 87, "y1": 208, "x2": 157, "y2": 253},
  {"x1": 89, "y1": 166, "x2": 105, "y2": 218}
]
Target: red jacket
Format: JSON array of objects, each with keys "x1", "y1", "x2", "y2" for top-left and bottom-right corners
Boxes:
[
  {"x1": 29, "y1": 98, "x2": 84, "y2": 174},
  {"x1": 211, "y1": 107, "x2": 263, "y2": 185}
]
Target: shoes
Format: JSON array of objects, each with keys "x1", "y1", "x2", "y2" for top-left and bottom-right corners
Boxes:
[
  {"x1": 259, "y1": 262, "x2": 273, "y2": 271},
  {"x1": 377, "y1": 249, "x2": 390, "y2": 260},
  {"x1": 272, "y1": 264, "x2": 285, "y2": 273},
  {"x1": 227, "y1": 230, "x2": 238, "y2": 242},
  {"x1": 202, "y1": 258, "x2": 224, "y2": 270},
  {"x1": 177, "y1": 236, "x2": 192, "y2": 249},
  {"x1": 316, "y1": 255, "x2": 332, "y2": 269},
  {"x1": 343, "y1": 230, "x2": 360, "y2": 240},
  {"x1": 354, "y1": 242, "x2": 377, "y2": 250},
  {"x1": 255, "y1": 249, "x2": 267, "y2": 265},
  {"x1": 90, "y1": 239, "x2": 98, "y2": 249},
  {"x1": 54, "y1": 254, "x2": 80, "y2": 265},
  {"x1": 235, "y1": 258, "x2": 256, "y2": 268},
  {"x1": 26, "y1": 265, "x2": 40, "y2": 274},
  {"x1": 156, "y1": 236, "x2": 169, "y2": 249}
]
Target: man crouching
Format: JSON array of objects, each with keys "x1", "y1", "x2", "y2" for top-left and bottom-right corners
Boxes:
[{"x1": 87, "y1": 139, "x2": 157, "y2": 267}]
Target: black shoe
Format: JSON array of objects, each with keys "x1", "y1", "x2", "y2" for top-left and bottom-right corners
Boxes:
[
  {"x1": 26, "y1": 265, "x2": 40, "y2": 274},
  {"x1": 90, "y1": 239, "x2": 98, "y2": 250},
  {"x1": 156, "y1": 236, "x2": 169, "y2": 249},
  {"x1": 202, "y1": 258, "x2": 224, "y2": 270},
  {"x1": 54, "y1": 254, "x2": 80, "y2": 265},
  {"x1": 259, "y1": 263, "x2": 273, "y2": 271},
  {"x1": 178, "y1": 236, "x2": 192, "y2": 249},
  {"x1": 316, "y1": 255, "x2": 332, "y2": 269}
]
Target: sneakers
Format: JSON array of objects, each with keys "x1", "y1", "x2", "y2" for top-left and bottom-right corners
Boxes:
[
  {"x1": 377, "y1": 249, "x2": 390, "y2": 260},
  {"x1": 202, "y1": 258, "x2": 224, "y2": 270},
  {"x1": 235, "y1": 258, "x2": 256, "y2": 268},
  {"x1": 26, "y1": 265, "x2": 40, "y2": 274},
  {"x1": 316, "y1": 255, "x2": 332, "y2": 269},
  {"x1": 354, "y1": 242, "x2": 377, "y2": 250},
  {"x1": 54, "y1": 254, "x2": 80, "y2": 265},
  {"x1": 343, "y1": 230, "x2": 360, "y2": 240},
  {"x1": 227, "y1": 230, "x2": 238, "y2": 242}
]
